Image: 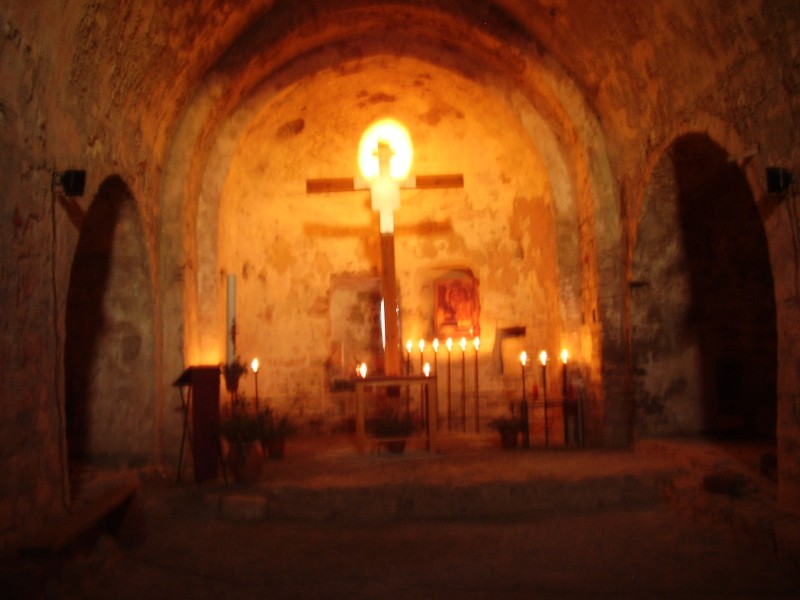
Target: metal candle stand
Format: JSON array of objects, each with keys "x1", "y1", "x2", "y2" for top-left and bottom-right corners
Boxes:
[
  {"x1": 460, "y1": 338, "x2": 467, "y2": 433},
  {"x1": 520, "y1": 355, "x2": 530, "y2": 449}
]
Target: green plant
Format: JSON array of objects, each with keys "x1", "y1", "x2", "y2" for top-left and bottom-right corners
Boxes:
[
  {"x1": 260, "y1": 408, "x2": 297, "y2": 441},
  {"x1": 488, "y1": 416, "x2": 520, "y2": 434},
  {"x1": 220, "y1": 407, "x2": 262, "y2": 444},
  {"x1": 222, "y1": 358, "x2": 248, "y2": 393}
]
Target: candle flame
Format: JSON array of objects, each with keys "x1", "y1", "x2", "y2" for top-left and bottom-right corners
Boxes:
[
  {"x1": 423, "y1": 362, "x2": 431, "y2": 377},
  {"x1": 418, "y1": 338, "x2": 425, "y2": 353},
  {"x1": 473, "y1": 336, "x2": 480, "y2": 351},
  {"x1": 446, "y1": 337, "x2": 453, "y2": 352},
  {"x1": 250, "y1": 357, "x2": 260, "y2": 374},
  {"x1": 459, "y1": 337, "x2": 467, "y2": 351},
  {"x1": 432, "y1": 338, "x2": 440, "y2": 353},
  {"x1": 539, "y1": 350, "x2": 548, "y2": 366},
  {"x1": 520, "y1": 351, "x2": 528, "y2": 366},
  {"x1": 358, "y1": 362, "x2": 368, "y2": 378},
  {"x1": 560, "y1": 349, "x2": 569, "y2": 364},
  {"x1": 406, "y1": 339, "x2": 413, "y2": 353}
]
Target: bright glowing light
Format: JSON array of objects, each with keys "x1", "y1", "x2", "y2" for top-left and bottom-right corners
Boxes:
[
  {"x1": 406, "y1": 339, "x2": 413, "y2": 353},
  {"x1": 358, "y1": 118, "x2": 413, "y2": 180},
  {"x1": 520, "y1": 351, "x2": 528, "y2": 366},
  {"x1": 560, "y1": 349, "x2": 569, "y2": 364},
  {"x1": 358, "y1": 362, "x2": 368, "y2": 378},
  {"x1": 250, "y1": 358, "x2": 260, "y2": 374},
  {"x1": 432, "y1": 338, "x2": 440, "y2": 353},
  {"x1": 539, "y1": 350, "x2": 548, "y2": 366},
  {"x1": 423, "y1": 362, "x2": 431, "y2": 377},
  {"x1": 473, "y1": 337, "x2": 480, "y2": 351},
  {"x1": 446, "y1": 338, "x2": 453, "y2": 352},
  {"x1": 459, "y1": 337, "x2": 467, "y2": 352},
  {"x1": 418, "y1": 339, "x2": 425, "y2": 353}
]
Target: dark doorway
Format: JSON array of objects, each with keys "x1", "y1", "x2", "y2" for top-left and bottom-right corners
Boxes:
[
  {"x1": 65, "y1": 176, "x2": 156, "y2": 481},
  {"x1": 632, "y1": 134, "x2": 776, "y2": 439}
]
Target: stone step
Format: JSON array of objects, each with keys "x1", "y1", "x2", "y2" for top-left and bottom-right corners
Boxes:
[{"x1": 208, "y1": 470, "x2": 675, "y2": 522}]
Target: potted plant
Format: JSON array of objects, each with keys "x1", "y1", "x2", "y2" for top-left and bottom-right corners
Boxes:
[
  {"x1": 260, "y1": 408, "x2": 297, "y2": 460},
  {"x1": 220, "y1": 404, "x2": 263, "y2": 482},
  {"x1": 367, "y1": 408, "x2": 414, "y2": 453},
  {"x1": 489, "y1": 416, "x2": 520, "y2": 449},
  {"x1": 222, "y1": 358, "x2": 248, "y2": 395}
]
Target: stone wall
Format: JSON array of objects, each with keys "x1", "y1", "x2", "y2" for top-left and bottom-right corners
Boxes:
[{"x1": 2, "y1": 0, "x2": 800, "y2": 551}]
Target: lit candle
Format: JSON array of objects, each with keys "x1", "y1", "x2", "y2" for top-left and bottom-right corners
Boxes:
[
  {"x1": 540, "y1": 350, "x2": 549, "y2": 448},
  {"x1": 459, "y1": 338, "x2": 467, "y2": 432},
  {"x1": 251, "y1": 357, "x2": 260, "y2": 411},
  {"x1": 418, "y1": 338, "x2": 425, "y2": 371},
  {"x1": 226, "y1": 273, "x2": 236, "y2": 365},
  {"x1": 473, "y1": 337, "x2": 480, "y2": 433},
  {"x1": 432, "y1": 338, "x2": 439, "y2": 375},
  {"x1": 406, "y1": 339, "x2": 413, "y2": 374},
  {"x1": 423, "y1": 362, "x2": 431, "y2": 377},
  {"x1": 358, "y1": 362, "x2": 368, "y2": 378},
  {"x1": 520, "y1": 351, "x2": 530, "y2": 448},
  {"x1": 560, "y1": 349, "x2": 569, "y2": 398},
  {"x1": 445, "y1": 338, "x2": 453, "y2": 430}
]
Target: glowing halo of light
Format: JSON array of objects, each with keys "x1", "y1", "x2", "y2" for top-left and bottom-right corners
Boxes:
[{"x1": 358, "y1": 118, "x2": 413, "y2": 180}]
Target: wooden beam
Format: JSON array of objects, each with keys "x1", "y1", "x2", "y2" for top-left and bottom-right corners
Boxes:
[
  {"x1": 413, "y1": 174, "x2": 464, "y2": 189},
  {"x1": 306, "y1": 177, "x2": 358, "y2": 194}
]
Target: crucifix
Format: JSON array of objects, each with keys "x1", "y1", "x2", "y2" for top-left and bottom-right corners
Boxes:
[{"x1": 306, "y1": 119, "x2": 463, "y2": 376}]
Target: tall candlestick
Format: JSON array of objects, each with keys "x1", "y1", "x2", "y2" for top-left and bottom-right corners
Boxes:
[
  {"x1": 473, "y1": 337, "x2": 480, "y2": 433},
  {"x1": 251, "y1": 357, "x2": 260, "y2": 412},
  {"x1": 460, "y1": 337, "x2": 467, "y2": 432},
  {"x1": 520, "y1": 351, "x2": 530, "y2": 449},
  {"x1": 540, "y1": 350, "x2": 549, "y2": 448},
  {"x1": 432, "y1": 338, "x2": 440, "y2": 429},
  {"x1": 226, "y1": 273, "x2": 236, "y2": 365},
  {"x1": 405, "y1": 339, "x2": 413, "y2": 374},
  {"x1": 446, "y1": 337, "x2": 453, "y2": 431}
]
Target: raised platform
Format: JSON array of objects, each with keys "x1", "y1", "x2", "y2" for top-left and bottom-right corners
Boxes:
[{"x1": 193, "y1": 433, "x2": 681, "y2": 522}]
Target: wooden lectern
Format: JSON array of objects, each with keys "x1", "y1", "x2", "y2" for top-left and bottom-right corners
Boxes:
[{"x1": 173, "y1": 366, "x2": 222, "y2": 483}]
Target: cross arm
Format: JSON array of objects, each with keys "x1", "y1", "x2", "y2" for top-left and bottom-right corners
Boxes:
[
  {"x1": 306, "y1": 177, "x2": 371, "y2": 194},
  {"x1": 401, "y1": 174, "x2": 464, "y2": 189}
]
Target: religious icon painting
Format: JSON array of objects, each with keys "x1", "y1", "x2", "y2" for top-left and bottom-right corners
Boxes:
[{"x1": 434, "y1": 271, "x2": 480, "y2": 338}]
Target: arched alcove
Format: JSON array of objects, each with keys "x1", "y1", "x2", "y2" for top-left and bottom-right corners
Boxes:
[
  {"x1": 65, "y1": 176, "x2": 157, "y2": 473},
  {"x1": 158, "y1": 1, "x2": 619, "y2": 442},
  {"x1": 632, "y1": 133, "x2": 777, "y2": 439}
]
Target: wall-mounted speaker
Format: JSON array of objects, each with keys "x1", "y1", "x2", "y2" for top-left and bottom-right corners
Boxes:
[{"x1": 766, "y1": 167, "x2": 794, "y2": 194}]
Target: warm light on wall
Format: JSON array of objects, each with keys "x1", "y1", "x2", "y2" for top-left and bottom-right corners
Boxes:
[{"x1": 358, "y1": 118, "x2": 413, "y2": 180}]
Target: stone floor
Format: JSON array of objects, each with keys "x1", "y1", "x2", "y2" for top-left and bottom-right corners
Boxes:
[{"x1": 5, "y1": 434, "x2": 800, "y2": 599}]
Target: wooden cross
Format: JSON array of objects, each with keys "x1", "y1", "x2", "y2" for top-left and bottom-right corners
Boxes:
[{"x1": 307, "y1": 139, "x2": 463, "y2": 375}]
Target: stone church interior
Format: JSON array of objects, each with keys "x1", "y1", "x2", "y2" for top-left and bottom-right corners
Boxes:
[{"x1": 2, "y1": 0, "x2": 800, "y2": 595}]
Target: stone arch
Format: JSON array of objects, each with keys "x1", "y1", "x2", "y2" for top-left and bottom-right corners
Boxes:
[
  {"x1": 632, "y1": 133, "x2": 776, "y2": 438},
  {"x1": 65, "y1": 176, "x2": 157, "y2": 470},
  {"x1": 160, "y1": 2, "x2": 619, "y2": 440}
]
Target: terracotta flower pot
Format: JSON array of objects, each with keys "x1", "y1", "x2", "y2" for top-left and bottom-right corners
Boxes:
[
  {"x1": 384, "y1": 439, "x2": 406, "y2": 454},
  {"x1": 499, "y1": 429, "x2": 519, "y2": 449},
  {"x1": 265, "y1": 436, "x2": 286, "y2": 460}
]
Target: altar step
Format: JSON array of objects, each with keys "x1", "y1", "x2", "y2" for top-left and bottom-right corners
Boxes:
[
  {"x1": 211, "y1": 470, "x2": 675, "y2": 523},
  {"x1": 185, "y1": 437, "x2": 682, "y2": 522}
]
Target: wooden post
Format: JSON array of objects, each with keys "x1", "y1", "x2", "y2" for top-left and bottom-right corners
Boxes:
[{"x1": 381, "y1": 233, "x2": 401, "y2": 376}]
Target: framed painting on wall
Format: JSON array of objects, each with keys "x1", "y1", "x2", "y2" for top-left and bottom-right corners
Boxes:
[{"x1": 434, "y1": 271, "x2": 480, "y2": 338}]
